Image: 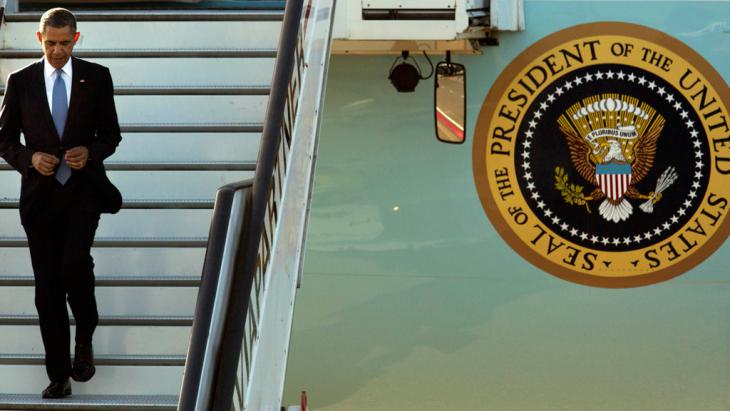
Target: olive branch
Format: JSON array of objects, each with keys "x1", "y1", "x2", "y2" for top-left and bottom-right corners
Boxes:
[{"x1": 554, "y1": 166, "x2": 591, "y2": 214}]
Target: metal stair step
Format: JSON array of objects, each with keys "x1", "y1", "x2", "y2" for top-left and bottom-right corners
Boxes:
[
  {"x1": 4, "y1": 10, "x2": 283, "y2": 21},
  {"x1": 0, "y1": 198, "x2": 214, "y2": 209},
  {"x1": 0, "y1": 237, "x2": 207, "y2": 248},
  {"x1": 0, "y1": 394, "x2": 177, "y2": 410},
  {"x1": 1, "y1": 85, "x2": 270, "y2": 96},
  {"x1": 0, "y1": 49, "x2": 276, "y2": 58},
  {"x1": 0, "y1": 354, "x2": 185, "y2": 366},
  {"x1": 0, "y1": 275, "x2": 200, "y2": 287},
  {"x1": 111, "y1": 199, "x2": 216, "y2": 210},
  {"x1": 0, "y1": 315, "x2": 193, "y2": 326},
  {"x1": 120, "y1": 123, "x2": 263, "y2": 133},
  {"x1": 0, "y1": 161, "x2": 255, "y2": 171}
]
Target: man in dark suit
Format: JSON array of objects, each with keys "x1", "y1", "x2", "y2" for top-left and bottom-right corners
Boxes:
[{"x1": 0, "y1": 8, "x2": 122, "y2": 398}]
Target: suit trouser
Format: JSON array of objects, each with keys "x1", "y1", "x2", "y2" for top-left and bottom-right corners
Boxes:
[{"x1": 22, "y1": 178, "x2": 101, "y2": 382}]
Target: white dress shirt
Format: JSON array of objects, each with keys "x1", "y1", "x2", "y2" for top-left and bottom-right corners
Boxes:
[{"x1": 43, "y1": 56, "x2": 72, "y2": 112}]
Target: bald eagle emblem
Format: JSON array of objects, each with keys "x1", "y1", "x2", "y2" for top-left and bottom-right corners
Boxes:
[{"x1": 555, "y1": 94, "x2": 678, "y2": 223}]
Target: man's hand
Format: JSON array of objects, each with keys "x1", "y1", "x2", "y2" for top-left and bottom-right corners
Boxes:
[
  {"x1": 64, "y1": 146, "x2": 89, "y2": 170},
  {"x1": 31, "y1": 152, "x2": 60, "y2": 176}
]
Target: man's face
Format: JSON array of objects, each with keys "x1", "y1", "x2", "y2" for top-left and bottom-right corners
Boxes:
[{"x1": 36, "y1": 25, "x2": 80, "y2": 69}]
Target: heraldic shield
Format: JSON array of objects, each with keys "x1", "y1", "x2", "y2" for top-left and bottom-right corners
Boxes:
[
  {"x1": 596, "y1": 163, "x2": 632, "y2": 202},
  {"x1": 555, "y1": 95, "x2": 671, "y2": 223}
]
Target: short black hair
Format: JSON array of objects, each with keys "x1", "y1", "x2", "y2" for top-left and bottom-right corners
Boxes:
[{"x1": 39, "y1": 8, "x2": 77, "y2": 34}]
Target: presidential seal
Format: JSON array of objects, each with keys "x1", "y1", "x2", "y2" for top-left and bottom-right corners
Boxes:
[{"x1": 473, "y1": 22, "x2": 730, "y2": 287}]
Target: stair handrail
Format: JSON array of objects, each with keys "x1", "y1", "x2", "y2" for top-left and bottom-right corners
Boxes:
[{"x1": 178, "y1": 1, "x2": 306, "y2": 410}]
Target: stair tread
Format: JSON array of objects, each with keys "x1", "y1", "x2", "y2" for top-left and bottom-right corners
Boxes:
[
  {"x1": 1, "y1": 85, "x2": 270, "y2": 95},
  {"x1": 0, "y1": 394, "x2": 177, "y2": 409},
  {"x1": 0, "y1": 275, "x2": 200, "y2": 287},
  {"x1": 120, "y1": 124, "x2": 263, "y2": 132},
  {"x1": 0, "y1": 160, "x2": 255, "y2": 171},
  {"x1": 114, "y1": 85, "x2": 270, "y2": 89},
  {"x1": 0, "y1": 198, "x2": 214, "y2": 209},
  {"x1": 114, "y1": 85, "x2": 270, "y2": 95},
  {"x1": 5, "y1": 10, "x2": 284, "y2": 21},
  {"x1": 122, "y1": 121, "x2": 262, "y2": 125},
  {"x1": 0, "y1": 314, "x2": 193, "y2": 326},
  {"x1": 119, "y1": 199, "x2": 213, "y2": 203},
  {"x1": 0, "y1": 199, "x2": 212, "y2": 202},
  {"x1": 0, "y1": 353, "x2": 185, "y2": 366},
  {"x1": 0, "y1": 236, "x2": 207, "y2": 247},
  {"x1": 0, "y1": 49, "x2": 276, "y2": 58},
  {"x1": 0, "y1": 235, "x2": 207, "y2": 238},
  {"x1": 0, "y1": 47, "x2": 275, "y2": 51}
]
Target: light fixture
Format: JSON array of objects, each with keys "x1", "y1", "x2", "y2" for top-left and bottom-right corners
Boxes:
[{"x1": 388, "y1": 50, "x2": 433, "y2": 92}]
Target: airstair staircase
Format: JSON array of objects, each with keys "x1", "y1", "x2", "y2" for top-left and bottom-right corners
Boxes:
[{"x1": 0, "y1": 0, "x2": 333, "y2": 409}]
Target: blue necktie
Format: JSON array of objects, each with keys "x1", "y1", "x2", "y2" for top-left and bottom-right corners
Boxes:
[{"x1": 52, "y1": 69, "x2": 71, "y2": 185}]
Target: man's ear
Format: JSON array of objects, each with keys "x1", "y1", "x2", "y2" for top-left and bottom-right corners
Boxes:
[
  {"x1": 36, "y1": 31, "x2": 43, "y2": 44},
  {"x1": 74, "y1": 32, "x2": 80, "y2": 43}
]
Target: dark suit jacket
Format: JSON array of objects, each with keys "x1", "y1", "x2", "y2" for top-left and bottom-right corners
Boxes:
[{"x1": 0, "y1": 56, "x2": 122, "y2": 225}]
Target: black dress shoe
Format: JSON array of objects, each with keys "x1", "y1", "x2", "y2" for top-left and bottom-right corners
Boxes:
[
  {"x1": 71, "y1": 343, "x2": 96, "y2": 382},
  {"x1": 42, "y1": 379, "x2": 71, "y2": 399}
]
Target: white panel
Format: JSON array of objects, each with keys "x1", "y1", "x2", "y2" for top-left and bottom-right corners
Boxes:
[
  {"x1": 0, "y1": 325, "x2": 192, "y2": 355},
  {"x1": 363, "y1": 0, "x2": 455, "y2": 8},
  {"x1": 0, "y1": 287, "x2": 198, "y2": 316},
  {"x1": 91, "y1": 248, "x2": 206, "y2": 276},
  {"x1": 0, "y1": 365, "x2": 183, "y2": 395},
  {"x1": 109, "y1": 170, "x2": 254, "y2": 199},
  {"x1": 1, "y1": 132, "x2": 260, "y2": 163},
  {"x1": 0, "y1": 58, "x2": 275, "y2": 87},
  {"x1": 335, "y1": 0, "x2": 470, "y2": 40},
  {"x1": 113, "y1": 133, "x2": 261, "y2": 162},
  {"x1": 115, "y1": 95, "x2": 267, "y2": 124},
  {"x1": 1, "y1": 21, "x2": 281, "y2": 50},
  {"x1": 101, "y1": 208, "x2": 208, "y2": 238},
  {"x1": 340, "y1": 20, "x2": 458, "y2": 40},
  {"x1": 0, "y1": 248, "x2": 206, "y2": 276},
  {"x1": 0, "y1": 209, "x2": 213, "y2": 238},
  {"x1": 0, "y1": 170, "x2": 254, "y2": 199},
  {"x1": 0, "y1": 94, "x2": 268, "y2": 125}
]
